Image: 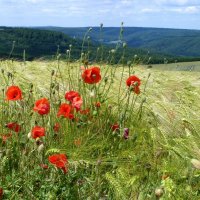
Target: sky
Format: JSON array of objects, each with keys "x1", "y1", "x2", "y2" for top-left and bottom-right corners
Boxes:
[{"x1": 0, "y1": 0, "x2": 200, "y2": 29}]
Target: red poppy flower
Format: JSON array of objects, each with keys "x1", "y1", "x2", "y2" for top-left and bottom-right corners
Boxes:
[
  {"x1": 65, "y1": 91, "x2": 80, "y2": 102},
  {"x1": 0, "y1": 188, "x2": 3, "y2": 199},
  {"x1": 31, "y1": 126, "x2": 45, "y2": 139},
  {"x1": 57, "y1": 103, "x2": 74, "y2": 119},
  {"x1": 5, "y1": 122, "x2": 21, "y2": 133},
  {"x1": 48, "y1": 154, "x2": 68, "y2": 174},
  {"x1": 126, "y1": 75, "x2": 141, "y2": 94},
  {"x1": 82, "y1": 67, "x2": 101, "y2": 84},
  {"x1": 33, "y1": 98, "x2": 50, "y2": 115},
  {"x1": 6, "y1": 86, "x2": 22, "y2": 100},
  {"x1": 111, "y1": 124, "x2": 120, "y2": 131},
  {"x1": 53, "y1": 123, "x2": 60, "y2": 132},
  {"x1": 72, "y1": 96, "x2": 83, "y2": 111}
]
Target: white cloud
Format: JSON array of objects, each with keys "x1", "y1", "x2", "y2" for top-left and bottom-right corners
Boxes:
[{"x1": 141, "y1": 8, "x2": 161, "y2": 13}]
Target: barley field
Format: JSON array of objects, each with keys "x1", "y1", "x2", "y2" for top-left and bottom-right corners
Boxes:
[{"x1": 0, "y1": 59, "x2": 200, "y2": 199}]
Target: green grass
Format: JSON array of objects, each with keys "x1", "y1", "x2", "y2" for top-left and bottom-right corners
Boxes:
[{"x1": 0, "y1": 60, "x2": 200, "y2": 199}]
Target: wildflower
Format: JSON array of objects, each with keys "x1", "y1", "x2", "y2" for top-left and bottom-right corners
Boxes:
[
  {"x1": 48, "y1": 154, "x2": 68, "y2": 174},
  {"x1": 95, "y1": 102, "x2": 101, "y2": 108},
  {"x1": 53, "y1": 123, "x2": 60, "y2": 132},
  {"x1": 31, "y1": 126, "x2": 45, "y2": 139},
  {"x1": 6, "y1": 86, "x2": 22, "y2": 100},
  {"x1": 33, "y1": 98, "x2": 50, "y2": 115},
  {"x1": 126, "y1": 75, "x2": 141, "y2": 94},
  {"x1": 123, "y1": 128, "x2": 129, "y2": 139},
  {"x1": 82, "y1": 67, "x2": 101, "y2": 84},
  {"x1": 5, "y1": 122, "x2": 21, "y2": 133},
  {"x1": 111, "y1": 124, "x2": 120, "y2": 131},
  {"x1": 57, "y1": 103, "x2": 74, "y2": 119},
  {"x1": 65, "y1": 91, "x2": 80, "y2": 103}
]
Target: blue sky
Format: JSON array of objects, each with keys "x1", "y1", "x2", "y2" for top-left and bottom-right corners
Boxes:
[{"x1": 0, "y1": 0, "x2": 200, "y2": 29}]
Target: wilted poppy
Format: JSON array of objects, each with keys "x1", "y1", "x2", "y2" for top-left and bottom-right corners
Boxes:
[
  {"x1": 80, "y1": 108, "x2": 90, "y2": 115},
  {"x1": 53, "y1": 123, "x2": 60, "y2": 132},
  {"x1": 5, "y1": 122, "x2": 21, "y2": 133},
  {"x1": 82, "y1": 67, "x2": 101, "y2": 84},
  {"x1": 48, "y1": 154, "x2": 68, "y2": 174},
  {"x1": 40, "y1": 164, "x2": 49, "y2": 169},
  {"x1": 126, "y1": 75, "x2": 141, "y2": 94},
  {"x1": 33, "y1": 98, "x2": 50, "y2": 115},
  {"x1": 74, "y1": 138, "x2": 81, "y2": 146},
  {"x1": 65, "y1": 91, "x2": 80, "y2": 102},
  {"x1": 1, "y1": 133, "x2": 12, "y2": 144},
  {"x1": 57, "y1": 103, "x2": 74, "y2": 119},
  {"x1": 95, "y1": 102, "x2": 101, "y2": 108},
  {"x1": 0, "y1": 188, "x2": 3, "y2": 199},
  {"x1": 111, "y1": 124, "x2": 120, "y2": 131},
  {"x1": 31, "y1": 126, "x2": 45, "y2": 139},
  {"x1": 6, "y1": 86, "x2": 22, "y2": 100}
]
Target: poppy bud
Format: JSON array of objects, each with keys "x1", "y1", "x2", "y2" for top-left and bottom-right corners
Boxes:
[
  {"x1": 27, "y1": 132, "x2": 32, "y2": 139},
  {"x1": 123, "y1": 128, "x2": 129, "y2": 139},
  {"x1": 38, "y1": 143, "x2": 44, "y2": 153},
  {"x1": 104, "y1": 77, "x2": 108, "y2": 83},
  {"x1": 95, "y1": 102, "x2": 101, "y2": 108},
  {"x1": 123, "y1": 42, "x2": 127, "y2": 48},
  {"x1": 191, "y1": 159, "x2": 200, "y2": 169},
  {"x1": 51, "y1": 70, "x2": 55, "y2": 76},
  {"x1": 155, "y1": 188, "x2": 163, "y2": 198}
]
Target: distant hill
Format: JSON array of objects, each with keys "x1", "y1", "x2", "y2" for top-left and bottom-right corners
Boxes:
[
  {"x1": 0, "y1": 26, "x2": 173, "y2": 64},
  {"x1": 0, "y1": 27, "x2": 83, "y2": 60},
  {"x1": 36, "y1": 26, "x2": 200, "y2": 58}
]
